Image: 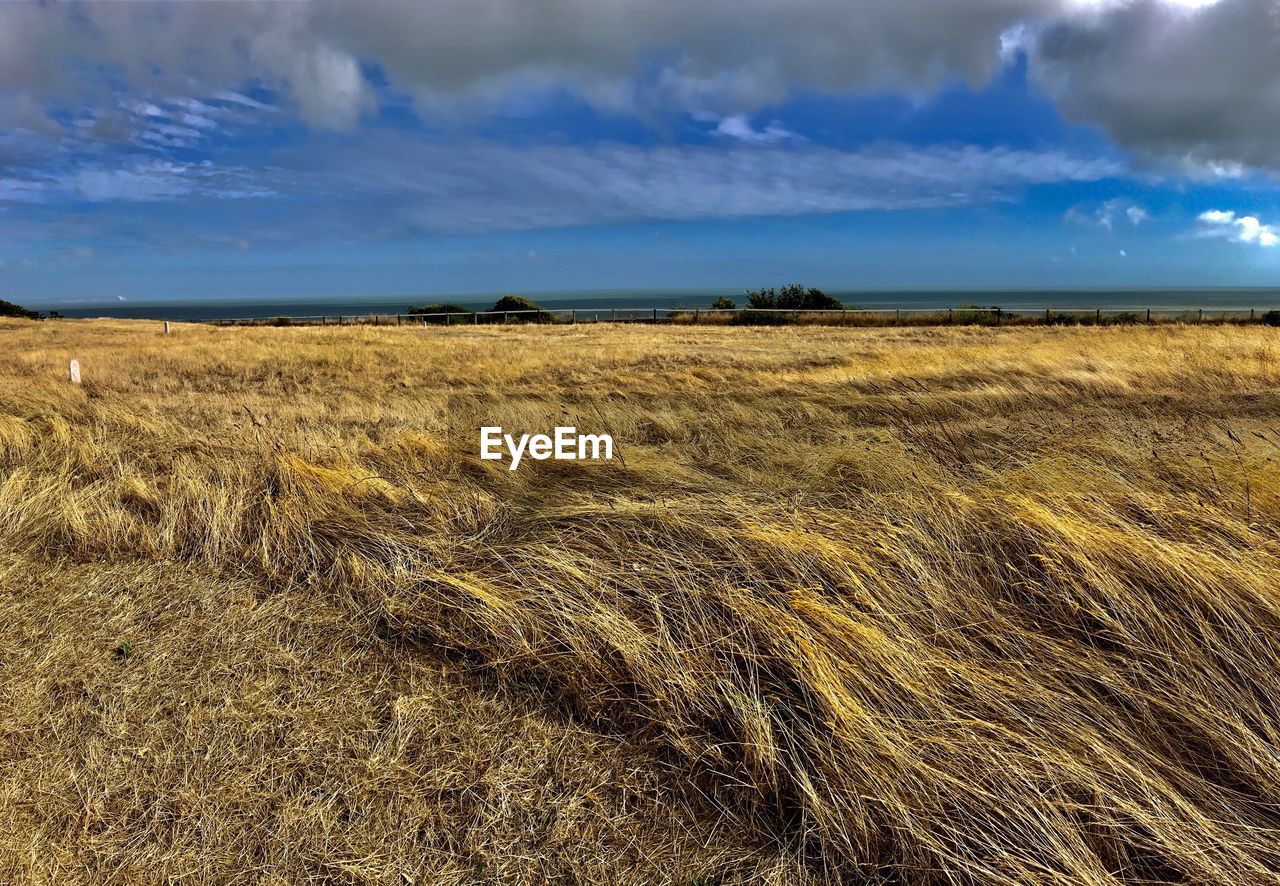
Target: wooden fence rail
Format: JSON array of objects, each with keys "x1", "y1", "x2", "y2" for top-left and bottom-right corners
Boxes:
[{"x1": 205, "y1": 306, "x2": 1279, "y2": 328}]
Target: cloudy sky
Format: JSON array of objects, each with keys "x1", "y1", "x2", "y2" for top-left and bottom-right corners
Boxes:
[{"x1": 2, "y1": 0, "x2": 1279, "y2": 306}]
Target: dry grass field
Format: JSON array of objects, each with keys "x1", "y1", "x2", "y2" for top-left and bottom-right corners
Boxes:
[{"x1": 4, "y1": 318, "x2": 1280, "y2": 884}]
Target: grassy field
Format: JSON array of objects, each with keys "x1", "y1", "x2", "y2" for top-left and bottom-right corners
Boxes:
[{"x1": 4, "y1": 318, "x2": 1280, "y2": 884}]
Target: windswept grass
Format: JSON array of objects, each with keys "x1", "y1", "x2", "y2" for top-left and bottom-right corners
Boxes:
[{"x1": 4, "y1": 318, "x2": 1280, "y2": 883}]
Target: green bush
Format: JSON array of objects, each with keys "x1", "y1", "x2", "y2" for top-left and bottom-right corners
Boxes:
[
  {"x1": 731, "y1": 309, "x2": 791, "y2": 326},
  {"x1": 408, "y1": 303, "x2": 475, "y2": 325},
  {"x1": 948, "y1": 305, "x2": 1001, "y2": 325},
  {"x1": 408, "y1": 303, "x2": 473, "y2": 315},
  {"x1": 1262, "y1": 310, "x2": 1280, "y2": 327},
  {"x1": 711, "y1": 296, "x2": 736, "y2": 310},
  {"x1": 1104, "y1": 311, "x2": 1143, "y2": 325},
  {"x1": 488, "y1": 295, "x2": 553, "y2": 323},
  {"x1": 745, "y1": 284, "x2": 842, "y2": 311},
  {"x1": 0, "y1": 299, "x2": 37, "y2": 319}
]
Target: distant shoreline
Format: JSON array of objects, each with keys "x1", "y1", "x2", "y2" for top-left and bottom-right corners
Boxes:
[{"x1": 30, "y1": 288, "x2": 1280, "y2": 322}]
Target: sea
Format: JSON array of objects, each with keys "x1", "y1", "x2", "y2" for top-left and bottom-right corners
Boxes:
[{"x1": 28, "y1": 288, "x2": 1280, "y2": 322}]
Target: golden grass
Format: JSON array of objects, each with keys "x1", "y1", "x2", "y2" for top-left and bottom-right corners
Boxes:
[{"x1": 4, "y1": 318, "x2": 1280, "y2": 883}]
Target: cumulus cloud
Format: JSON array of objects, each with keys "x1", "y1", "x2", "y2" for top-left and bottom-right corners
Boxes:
[
  {"x1": 1, "y1": 0, "x2": 1278, "y2": 173},
  {"x1": 1029, "y1": 0, "x2": 1280, "y2": 172},
  {"x1": 1196, "y1": 209, "x2": 1280, "y2": 247},
  {"x1": 0, "y1": 1, "x2": 1047, "y2": 129}
]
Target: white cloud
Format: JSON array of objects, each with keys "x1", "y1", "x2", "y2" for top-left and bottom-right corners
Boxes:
[
  {"x1": 1031, "y1": 0, "x2": 1280, "y2": 172},
  {"x1": 1196, "y1": 209, "x2": 1280, "y2": 247},
  {"x1": 2, "y1": 159, "x2": 277, "y2": 204},
  {"x1": 1198, "y1": 209, "x2": 1236, "y2": 224},
  {"x1": 713, "y1": 115, "x2": 801, "y2": 144},
  {"x1": 1066, "y1": 198, "x2": 1146, "y2": 231},
  {"x1": 273, "y1": 136, "x2": 1122, "y2": 233},
  {"x1": 0, "y1": 0, "x2": 1275, "y2": 175},
  {"x1": 1, "y1": 135, "x2": 1123, "y2": 237}
]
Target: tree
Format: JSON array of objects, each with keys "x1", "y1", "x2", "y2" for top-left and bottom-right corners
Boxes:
[{"x1": 0, "y1": 299, "x2": 37, "y2": 319}]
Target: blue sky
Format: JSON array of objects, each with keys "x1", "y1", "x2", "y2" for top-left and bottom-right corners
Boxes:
[{"x1": 2, "y1": 0, "x2": 1279, "y2": 307}]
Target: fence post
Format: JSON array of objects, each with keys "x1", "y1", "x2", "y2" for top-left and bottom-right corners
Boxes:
[
  {"x1": 694, "y1": 309, "x2": 700, "y2": 323},
  {"x1": 1199, "y1": 308, "x2": 1204, "y2": 322},
  {"x1": 1251, "y1": 308, "x2": 1256, "y2": 321},
  {"x1": 895, "y1": 309, "x2": 900, "y2": 323},
  {"x1": 1146, "y1": 308, "x2": 1151, "y2": 323},
  {"x1": 1045, "y1": 308, "x2": 1050, "y2": 323},
  {"x1": 653, "y1": 307, "x2": 658, "y2": 322},
  {"x1": 1096, "y1": 308, "x2": 1101, "y2": 323},
  {"x1": 948, "y1": 308, "x2": 954, "y2": 324},
  {"x1": 571, "y1": 310, "x2": 576, "y2": 325}
]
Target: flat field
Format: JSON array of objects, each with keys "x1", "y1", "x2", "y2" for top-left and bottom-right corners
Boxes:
[{"x1": 4, "y1": 319, "x2": 1280, "y2": 884}]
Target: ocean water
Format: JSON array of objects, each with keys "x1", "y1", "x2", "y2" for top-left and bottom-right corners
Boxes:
[{"x1": 32, "y1": 288, "x2": 1280, "y2": 321}]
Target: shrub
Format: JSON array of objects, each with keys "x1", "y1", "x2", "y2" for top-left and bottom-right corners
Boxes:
[
  {"x1": 0, "y1": 299, "x2": 37, "y2": 320},
  {"x1": 1105, "y1": 311, "x2": 1143, "y2": 325},
  {"x1": 1262, "y1": 310, "x2": 1280, "y2": 327},
  {"x1": 745, "y1": 284, "x2": 842, "y2": 311},
  {"x1": 488, "y1": 295, "x2": 553, "y2": 323},
  {"x1": 269, "y1": 316, "x2": 293, "y2": 327},
  {"x1": 711, "y1": 296, "x2": 736, "y2": 310},
  {"x1": 949, "y1": 305, "x2": 1001, "y2": 325},
  {"x1": 409, "y1": 303, "x2": 475, "y2": 325},
  {"x1": 408, "y1": 303, "x2": 473, "y2": 315},
  {"x1": 731, "y1": 309, "x2": 790, "y2": 326}
]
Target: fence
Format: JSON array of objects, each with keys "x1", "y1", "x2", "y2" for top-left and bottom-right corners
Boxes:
[{"x1": 208, "y1": 306, "x2": 1280, "y2": 328}]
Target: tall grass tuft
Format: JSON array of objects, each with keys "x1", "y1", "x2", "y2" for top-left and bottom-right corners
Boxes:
[{"x1": 4, "y1": 318, "x2": 1280, "y2": 883}]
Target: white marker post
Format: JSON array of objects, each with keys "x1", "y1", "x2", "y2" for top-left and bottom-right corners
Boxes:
[
  {"x1": 163, "y1": 321, "x2": 171, "y2": 335},
  {"x1": 68, "y1": 360, "x2": 81, "y2": 384}
]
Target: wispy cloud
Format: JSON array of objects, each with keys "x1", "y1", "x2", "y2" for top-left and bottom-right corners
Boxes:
[
  {"x1": 2, "y1": 158, "x2": 277, "y2": 204},
  {"x1": 1065, "y1": 198, "x2": 1147, "y2": 231},
  {"x1": 0, "y1": 135, "x2": 1124, "y2": 247},
  {"x1": 711, "y1": 115, "x2": 802, "y2": 144},
  {"x1": 273, "y1": 137, "x2": 1124, "y2": 234}
]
